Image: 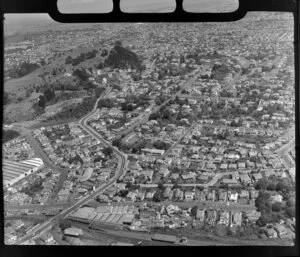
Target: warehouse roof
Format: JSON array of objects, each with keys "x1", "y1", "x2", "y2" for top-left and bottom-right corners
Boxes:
[{"x1": 3, "y1": 158, "x2": 43, "y2": 185}]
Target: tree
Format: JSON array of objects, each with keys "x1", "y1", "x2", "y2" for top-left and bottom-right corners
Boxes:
[
  {"x1": 286, "y1": 197, "x2": 295, "y2": 208},
  {"x1": 267, "y1": 183, "x2": 277, "y2": 191},
  {"x1": 272, "y1": 202, "x2": 282, "y2": 212},
  {"x1": 158, "y1": 181, "x2": 165, "y2": 191},
  {"x1": 286, "y1": 206, "x2": 295, "y2": 218},
  {"x1": 276, "y1": 181, "x2": 290, "y2": 193},
  {"x1": 43, "y1": 87, "x2": 56, "y2": 102},
  {"x1": 102, "y1": 147, "x2": 113, "y2": 156},
  {"x1": 153, "y1": 192, "x2": 162, "y2": 202},
  {"x1": 59, "y1": 219, "x2": 71, "y2": 231},
  {"x1": 4, "y1": 92, "x2": 9, "y2": 105},
  {"x1": 37, "y1": 95, "x2": 46, "y2": 109},
  {"x1": 256, "y1": 214, "x2": 270, "y2": 227},
  {"x1": 255, "y1": 178, "x2": 268, "y2": 190},
  {"x1": 191, "y1": 206, "x2": 198, "y2": 218}
]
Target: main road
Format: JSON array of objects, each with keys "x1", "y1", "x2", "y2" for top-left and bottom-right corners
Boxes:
[{"x1": 13, "y1": 87, "x2": 128, "y2": 244}]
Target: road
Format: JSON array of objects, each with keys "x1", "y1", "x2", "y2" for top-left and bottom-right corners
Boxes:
[
  {"x1": 275, "y1": 138, "x2": 295, "y2": 169},
  {"x1": 5, "y1": 202, "x2": 72, "y2": 211},
  {"x1": 13, "y1": 87, "x2": 128, "y2": 245}
]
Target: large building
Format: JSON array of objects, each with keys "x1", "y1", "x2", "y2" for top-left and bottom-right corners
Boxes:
[{"x1": 3, "y1": 158, "x2": 44, "y2": 187}]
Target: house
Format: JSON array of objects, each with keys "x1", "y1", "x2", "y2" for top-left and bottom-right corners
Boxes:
[
  {"x1": 145, "y1": 191, "x2": 155, "y2": 200},
  {"x1": 195, "y1": 190, "x2": 206, "y2": 201},
  {"x1": 159, "y1": 168, "x2": 170, "y2": 178},
  {"x1": 240, "y1": 174, "x2": 251, "y2": 185},
  {"x1": 231, "y1": 171, "x2": 239, "y2": 180},
  {"x1": 174, "y1": 188, "x2": 184, "y2": 201},
  {"x1": 270, "y1": 194, "x2": 283, "y2": 203},
  {"x1": 238, "y1": 162, "x2": 246, "y2": 169},
  {"x1": 264, "y1": 169, "x2": 275, "y2": 177},
  {"x1": 274, "y1": 224, "x2": 295, "y2": 239},
  {"x1": 218, "y1": 191, "x2": 228, "y2": 202},
  {"x1": 126, "y1": 191, "x2": 137, "y2": 201},
  {"x1": 166, "y1": 204, "x2": 181, "y2": 215},
  {"x1": 184, "y1": 191, "x2": 195, "y2": 201},
  {"x1": 206, "y1": 210, "x2": 217, "y2": 225},
  {"x1": 163, "y1": 187, "x2": 174, "y2": 200},
  {"x1": 220, "y1": 163, "x2": 228, "y2": 170},
  {"x1": 266, "y1": 228, "x2": 278, "y2": 238},
  {"x1": 239, "y1": 190, "x2": 249, "y2": 199},
  {"x1": 170, "y1": 173, "x2": 180, "y2": 180},
  {"x1": 136, "y1": 191, "x2": 146, "y2": 201},
  {"x1": 228, "y1": 163, "x2": 237, "y2": 170},
  {"x1": 252, "y1": 173, "x2": 262, "y2": 181},
  {"x1": 249, "y1": 189, "x2": 259, "y2": 199},
  {"x1": 207, "y1": 190, "x2": 216, "y2": 201},
  {"x1": 245, "y1": 210, "x2": 261, "y2": 222},
  {"x1": 231, "y1": 211, "x2": 242, "y2": 226},
  {"x1": 228, "y1": 191, "x2": 238, "y2": 202},
  {"x1": 218, "y1": 211, "x2": 230, "y2": 226},
  {"x1": 196, "y1": 209, "x2": 206, "y2": 222},
  {"x1": 222, "y1": 178, "x2": 238, "y2": 186},
  {"x1": 141, "y1": 170, "x2": 154, "y2": 180}
]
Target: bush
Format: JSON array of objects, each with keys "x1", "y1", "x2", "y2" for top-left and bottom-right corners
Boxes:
[
  {"x1": 256, "y1": 214, "x2": 270, "y2": 227},
  {"x1": 255, "y1": 178, "x2": 268, "y2": 190},
  {"x1": 191, "y1": 206, "x2": 198, "y2": 218},
  {"x1": 153, "y1": 192, "x2": 162, "y2": 202},
  {"x1": 59, "y1": 220, "x2": 72, "y2": 231},
  {"x1": 276, "y1": 181, "x2": 291, "y2": 193},
  {"x1": 266, "y1": 183, "x2": 277, "y2": 191},
  {"x1": 2, "y1": 129, "x2": 20, "y2": 143},
  {"x1": 286, "y1": 206, "x2": 295, "y2": 218},
  {"x1": 271, "y1": 202, "x2": 282, "y2": 212}
]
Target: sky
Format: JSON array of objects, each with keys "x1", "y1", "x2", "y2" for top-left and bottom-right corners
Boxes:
[{"x1": 4, "y1": 0, "x2": 239, "y2": 34}]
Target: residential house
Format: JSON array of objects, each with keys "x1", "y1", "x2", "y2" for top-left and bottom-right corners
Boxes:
[
  {"x1": 240, "y1": 173, "x2": 252, "y2": 185},
  {"x1": 207, "y1": 190, "x2": 216, "y2": 202},
  {"x1": 136, "y1": 191, "x2": 146, "y2": 201},
  {"x1": 163, "y1": 187, "x2": 174, "y2": 200},
  {"x1": 196, "y1": 209, "x2": 206, "y2": 222},
  {"x1": 245, "y1": 210, "x2": 261, "y2": 222},
  {"x1": 252, "y1": 173, "x2": 262, "y2": 181},
  {"x1": 249, "y1": 189, "x2": 259, "y2": 199},
  {"x1": 228, "y1": 191, "x2": 238, "y2": 202},
  {"x1": 231, "y1": 211, "x2": 242, "y2": 226},
  {"x1": 218, "y1": 211, "x2": 230, "y2": 226},
  {"x1": 274, "y1": 224, "x2": 295, "y2": 239},
  {"x1": 184, "y1": 191, "x2": 195, "y2": 201},
  {"x1": 195, "y1": 190, "x2": 206, "y2": 201},
  {"x1": 270, "y1": 194, "x2": 283, "y2": 203},
  {"x1": 145, "y1": 191, "x2": 155, "y2": 200},
  {"x1": 174, "y1": 188, "x2": 184, "y2": 201},
  {"x1": 266, "y1": 228, "x2": 278, "y2": 238},
  {"x1": 218, "y1": 191, "x2": 228, "y2": 202},
  {"x1": 126, "y1": 191, "x2": 137, "y2": 202},
  {"x1": 206, "y1": 210, "x2": 217, "y2": 225}
]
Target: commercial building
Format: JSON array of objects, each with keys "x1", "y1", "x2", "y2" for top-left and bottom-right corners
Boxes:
[{"x1": 3, "y1": 158, "x2": 44, "y2": 187}]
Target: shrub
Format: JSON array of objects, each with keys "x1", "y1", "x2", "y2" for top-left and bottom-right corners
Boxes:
[{"x1": 271, "y1": 202, "x2": 282, "y2": 212}]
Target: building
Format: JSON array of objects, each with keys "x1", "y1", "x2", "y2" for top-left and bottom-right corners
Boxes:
[
  {"x1": 141, "y1": 148, "x2": 165, "y2": 156},
  {"x1": 64, "y1": 227, "x2": 83, "y2": 237},
  {"x1": 151, "y1": 233, "x2": 177, "y2": 243},
  {"x1": 3, "y1": 158, "x2": 44, "y2": 187},
  {"x1": 80, "y1": 167, "x2": 93, "y2": 182}
]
